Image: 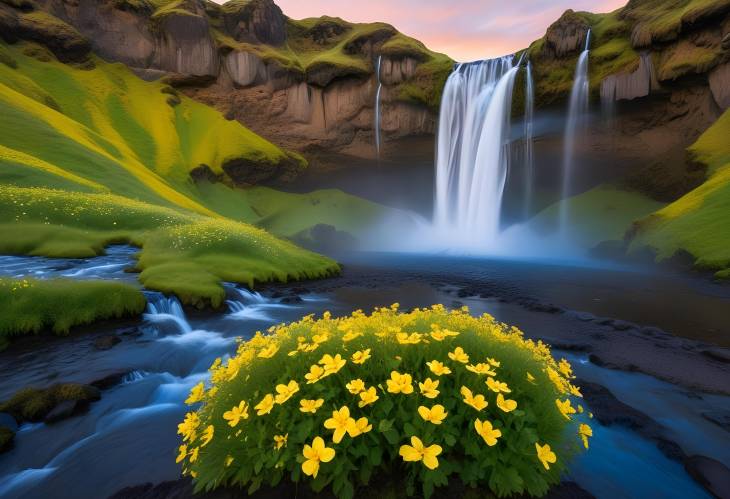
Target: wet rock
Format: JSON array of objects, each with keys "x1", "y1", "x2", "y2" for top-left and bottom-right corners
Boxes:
[
  {"x1": 702, "y1": 411, "x2": 730, "y2": 432},
  {"x1": 44, "y1": 399, "x2": 80, "y2": 423},
  {"x1": 0, "y1": 383, "x2": 101, "y2": 423},
  {"x1": 280, "y1": 295, "x2": 303, "y2": 304},
  {"x1": 118, "y1": 326, "x2": 142, "y2": 337},
  {"x1": 702, "y1": 347, "x2": 730, "y2": 364},
  {"x1": 572, "y1": 311, "x2": 597, "y2": 322},
  {"x1": 551, "y1": 341, "x2": 592, "y2": 352},
  {"x1": 684, "y1": 456, "x2": 730, "y2": 499},
  {"x1": 93, "y1": 335, "x2": 121, "y2": 350},
  {"x1": 0, "y1": 412, "x2": 18, "y2": 432},
  {"x1": 90, "y1": 371, "x2": 131, "y2": 390},
  {"x1": 0, "y1": 426, "x2": 14, "y2": 454}
]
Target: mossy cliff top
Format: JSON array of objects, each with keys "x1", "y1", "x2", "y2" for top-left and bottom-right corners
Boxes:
[{"x1": 524, "y1": 0, "x2": 730, "y2": 108}]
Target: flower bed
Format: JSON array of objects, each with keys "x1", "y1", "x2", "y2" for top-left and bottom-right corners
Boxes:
[{"x1": 176, "y1": 305, "x2": 592, "y2": 498}]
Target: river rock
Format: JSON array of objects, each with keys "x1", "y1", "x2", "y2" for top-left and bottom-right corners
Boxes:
[
  {"x1": 0, "y1": 426, "x2": 14, "y2": 454},
  {"x1": 93, "y1": 334, "x2": 121, "y2": 350},
  {"x1": 684, "y1": 456, "x2": 730, "y2": 499},
  {"x1": 44, "y1": 399, "x2": 81, "y2": 424},
  {"x1": 0, "y1": 412, "x2": 18, "y2": 432}
]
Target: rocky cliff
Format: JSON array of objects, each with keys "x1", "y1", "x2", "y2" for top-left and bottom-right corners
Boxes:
[{"x1": 0, "y1": 0, "x2": 452, "y2": 157}]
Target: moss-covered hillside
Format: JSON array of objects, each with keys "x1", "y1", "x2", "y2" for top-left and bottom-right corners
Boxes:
[{"x1": 525, "y1": 0, "x2": 730, "y2": 107}]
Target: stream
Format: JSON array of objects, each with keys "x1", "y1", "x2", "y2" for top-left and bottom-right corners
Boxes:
[{"x1": 0, "y1": 247, "x2": 728, "y2": 499}]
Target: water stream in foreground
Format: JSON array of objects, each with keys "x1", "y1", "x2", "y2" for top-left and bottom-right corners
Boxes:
[{"x1": 0, "y1": 247, "x2": 728, "y2": 498}]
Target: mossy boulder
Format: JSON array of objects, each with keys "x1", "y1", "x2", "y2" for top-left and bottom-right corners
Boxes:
[
  {"x1": 0, "y1": 426, "x2": 14, "y2": 453},
  {"x1": 542, "y1": 9, "x2": 590, "y2": 59},
  {"x1": 0, "y1": 383, "x2": 101, "y2": 423}
]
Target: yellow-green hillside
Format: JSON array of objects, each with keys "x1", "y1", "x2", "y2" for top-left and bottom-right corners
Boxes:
[{"x1": 629, "y1": 109, "x2": 730, "y2": 278}]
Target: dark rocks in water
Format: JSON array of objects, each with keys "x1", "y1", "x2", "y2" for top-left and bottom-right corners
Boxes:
[
  {"x1": 44, "y1": 399, "x2": 80, "y2": 423},
  {"x1": 570, "y1": 311, "x2": 597, "y2": 322},
  {"x1": 0, "y1": 383, "x2": 101, "y2": 423},
  {"x1": 118, "y1": 326, "x2": 142, "y2": 337},
  {"x1": 93, "y1": 334, "x2": 121, "y2": 350},
  {"x1": 0, "y1": 426, "x2": 14, "y2": 454},
  {"x1": 280, "y1": 295, "x2": 303, "y2": 304},
  {"x1": 702, "y1": 411, "x2": 730, "y2": 433},
  {"x1": 684, "y1": 456, "x2": 730, "y2": 499},
  {"x1": 702, "y1": 347, "x2": 730, "y2": 364},
  {"x1": 90, "y1": 371, "x2": 132, "y2": 391},
  {"x1": 0, "y1": 412, "x2": 18, "y2": 432},
  {"x1": 551, "y1": 341, "x2": 592, "y2": 352}
]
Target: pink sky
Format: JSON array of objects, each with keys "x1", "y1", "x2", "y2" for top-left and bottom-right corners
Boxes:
[{"x1": 215, "y1": 0, "x2": 627, "y2": 61}]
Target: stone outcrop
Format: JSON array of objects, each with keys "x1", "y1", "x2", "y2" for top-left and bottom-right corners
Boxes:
[
  {"x1": 709, "y1": 62, "x2": 730, "y2": 109},
  {"x1": 221, "y1": 0, "x2": 287, "y2": 46},
  {"x1": 600, "y1": 52, "x2": 659, "y2": 102},
  {"x1": 542, "y1": 10, "x2": 590, "y2": 59}
]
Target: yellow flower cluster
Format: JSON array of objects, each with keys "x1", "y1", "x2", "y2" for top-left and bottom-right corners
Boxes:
[{"x1": 177, "y1": 304, "x2": 592, "y2": 493}]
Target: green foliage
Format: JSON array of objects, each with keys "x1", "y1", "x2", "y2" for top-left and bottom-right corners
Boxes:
[
  {"x1": 629, "y1": 110, "x2": 730, "y2": 277},
  {"x1": 0, "y1": 383, "x2": 99, "y2": 422},
  {"x1": 0, "y1": 186, "x2": 340, "y2": 306},
  {"x1": 179, "y1": 306, "x2": 591, "y2": 498},
  {"x1": 0, "y1": 276, "x2": 146, "y2": 338}
]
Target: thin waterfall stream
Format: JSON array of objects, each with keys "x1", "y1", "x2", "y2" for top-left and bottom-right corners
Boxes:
[
  {"x1": 523, "y1": 61, "x2": 535, "y2": 220},
  {"x1": 374, "y1": 55, "x2": 383, "y2": 157}
]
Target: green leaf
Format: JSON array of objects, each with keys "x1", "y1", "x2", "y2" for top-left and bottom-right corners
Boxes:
[
  {"x1": 378, "y1": 418, "x2": 393, "y2": 432},
  {"x1": 383, "y1": 428, "x2": 400, "y2": 445}
]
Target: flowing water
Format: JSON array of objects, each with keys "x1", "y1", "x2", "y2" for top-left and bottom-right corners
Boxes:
[
  {"x1": 523, "y1": 61, "x2": 535, "y2": 219},
  {"x1": 433, "y1": 57, "x2": 519, "y2": 248},
  {"x1": 560, "y1": 30, "x2": 591, "y2": 234},
  {"x1": 0, "y1": 248, "x2": 728, "y2": 499},
  {"x1": 374, "y1": 55, "x2": 383, "y2": 158}
]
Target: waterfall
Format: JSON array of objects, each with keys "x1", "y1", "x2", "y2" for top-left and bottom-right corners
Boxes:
[
  {"x1": 374, "y1": 55, "x2": 383, "y2": 157},
  {"x1": 559, "y1": 29, "x2": 591, "y2": 233},
  {"x1": 523, "y1": 61, "x2": 535, "y2": 219},
  {"x1": 143, "y1": 293, "x2": 192, "y2": 334},
  {"x1": 434, "y1": 56, "x2": 519, "y2": 247}
]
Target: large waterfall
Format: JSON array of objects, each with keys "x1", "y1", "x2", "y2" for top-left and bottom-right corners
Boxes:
[
  {"x1": 433, "y1": 56, "x2": 519, "y2": 247},
  {"x1": 374, "y1": 55, "x2": 383, "y2": 157},
  {"x1": 559, "y1": 30, "x2": 591, "y2": 233}
]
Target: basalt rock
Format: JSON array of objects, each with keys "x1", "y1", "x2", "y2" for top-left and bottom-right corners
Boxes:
[
  {"x1": 709, "y1": 62, "x2": 730, "y2": 109},
  {"x1": 221, "y1": 0, "x2": 286, "y2": 46},
  {"x1": 600, "y1": 52, "x2": 659, "y2": 102},
  {"x1": 542, "y1": 10, "x2": 589, "y2": 59}
]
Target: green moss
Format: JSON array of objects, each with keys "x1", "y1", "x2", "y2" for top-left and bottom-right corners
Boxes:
[
  {"x1": 622, "y1": 0, "x2": 730, "y2": 44},
  {"x1": 528, "y1": 185, "x2": 665, "y2": 249},
  {"x1": 0, "y1": 383, "x2": 100, "y2": 422},
  {"x1": 396, "y1": 55, "x2": 453, "y2": 111},
  {"x1": 629, "y1": 109, "x2": 730, "y2": 273},
  {"x1": 0, "y1": 276, "x2": 146, "y2": 338}
]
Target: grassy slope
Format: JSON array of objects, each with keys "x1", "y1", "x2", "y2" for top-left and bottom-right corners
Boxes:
[
  {"x1": 528, "y1": 185, "x2": 665, "y2": 249},
  {"x1": 629, "y1": 110, "x2": 730, "y2": 277}
]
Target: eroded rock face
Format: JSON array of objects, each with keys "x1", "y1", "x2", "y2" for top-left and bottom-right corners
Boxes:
[
  {"x1": 222, "y1": 0, "x2": 286, "y2": 46},
  {"x1": 380, "y1": 56, "x2": 418, "y2": 85},
  {"x1": 542, "y1": 10, "x2": 590, "y2": 59},
  {"x1": 154, "y1": 13, "x2": 218, "y2": 77},
  {"x1": 601, "y1": 52, "x2": 659, "y2": 102},
  {"x1": 709, "y1": 62, "x2": 730, "y2": 109}
]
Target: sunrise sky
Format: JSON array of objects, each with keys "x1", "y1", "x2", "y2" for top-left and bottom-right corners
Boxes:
[{"x1": 215, "y1": 0, "x2": 627, "y2": 61}]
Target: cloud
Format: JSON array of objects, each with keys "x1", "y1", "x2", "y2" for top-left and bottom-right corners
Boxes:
[{"x1": 212, "y1": 0, "x2": 626, "y2": 61}]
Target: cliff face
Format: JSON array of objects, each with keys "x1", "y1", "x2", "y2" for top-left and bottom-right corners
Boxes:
[{"x1": 9, "y1": 0, "x2": 451, "y2": 157}]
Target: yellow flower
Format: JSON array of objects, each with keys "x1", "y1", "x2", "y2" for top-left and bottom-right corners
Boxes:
[
  {"x1": 319, "y1": 354, "x2": 346, "y2": 375},
  {"x1": 474, "y1": 419, "x2": 502, "y2": 446},
  {"x1": 176, "y1": 445, "x2": 188, "y2": 463},
  {"x1": 486, "y1": 377, "x2": 511, "y2": 393},
  {"x1": 323, "y1": 406, "x2": 358, "y2": 443},
  {"x1": 570, "y1": 384, "x2": 583, "y2": 397},
  {"x1": 185, "y1": 382, "x2": 205, "y2": 405},
  {"x1": 177, "y1": 412, "x2": 200, "y2": 442},
  {"x1": 312, "y1": 332, "x2": 329, "y2": 344},
  {"x1": 258, "y1": 344, "x2": 279, "y2": 359},
  {"x1": 448, "y1": 347, "x2": 470, "y2": 363},
  {"x1": 354, "y1": 417, "x2": 372, "y2": 435},
  {"x1": 274, "y1": 433, "x2": 288, "y2": 450},
  {"x1": 200, "y1": 425, "x2": 214, "y2": 447},
  {"x1": 559, "y1": 359, "x2": 573, "y2": 377},
  {"x1": 429, "y1": 330, "x2": 448, "y2": 341},
  {"x1": 496, "y1": 393, "x2": 517, "y2": 413},
  {"x1": 189, "y1": 446, "x2": 199, "y2": 463},
  {"x1": 418, "y1": 378, "x2": 440, "y2": 399},
  {"x1": 487, "y1": 357, "x2": 501, "y2": 367},
  {"x1": 460, "y1": 386, "x2": 488, "y2": 411},
  {"x1": 351, "y1": 349, "x2": 371, "y2": 364},
  {"x1": 300, "y1": 398, "x2": 325, "y2": 414},
  {"x1": 274, "y1": 380, "x2": 300, "y2": 404},
  {"x1": 399, "y1": 436, "x2": 442, "y2": 470},
  {"x1": 302, "y1": 436, "x2": 336, "y2": 478},
  {"x1": 465, "y1": 363, "x2": 497, "y2": 376},
  {"x1": 426, "y1": 360, "x2": 452, "y2": 376},
  {"x1": 535, "y1": 442, "x2": 557, "y2": 470},
  {"x1": 396, "y1": 332, "x2": 423, "y2": 344},
  {"x1": 577, "y1": 404, "x2": 584, "y2": 414},
  {"x1": 555, "y1": 398, "x2": 576, "y2": 420},
  {"x1": 224, "y1": 455, "x2": 234, "y2": 467},
  {"x1": 358, "y1": 386, "x2": 379, "y2": 407},
  {"x1": 254, "y1": 394, "x2": 275, "y2": 416},
  {"x1": 305, "y1": 364, "x2": 325, "y2": 384},
  {"x1": 417, "y1": 404, "x2": 448, "y2": 425},
  {"x1": 578, "y1": 423, "x2": 593, "y2": 449},
  {"x1": 342, "y1": 331, "x2": 362, "y2": 342},
  {"x1": 386, "y1": 371, "x2": 414, "y2": 394},
  {"x1": 526, "y1": 372, "x2": 536, "y2": 384},
  {"x1": 346, "y1": 379, "x2": 366, "y2": 394}
]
